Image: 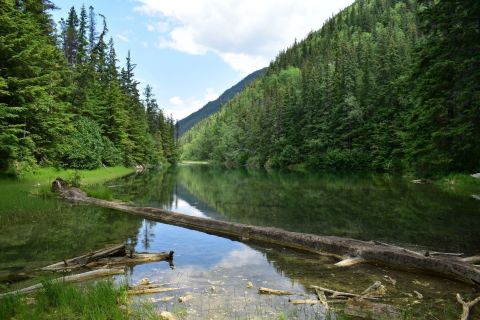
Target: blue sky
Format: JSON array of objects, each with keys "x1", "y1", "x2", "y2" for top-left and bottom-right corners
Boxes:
[{"x1": 52, "y1": 0, "x2": 353, "y2": 120}]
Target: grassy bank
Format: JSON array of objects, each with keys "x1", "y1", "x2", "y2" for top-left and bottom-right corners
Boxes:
[
  {"x1": 0, "y1": 280, "x2": 158, "y2": 320},
  {"x1": 433, "y1": 173, "x2": 480, "y2": 196},
  {"x1": 19, "y1": 166, "x2": 136, "y2": 187}
]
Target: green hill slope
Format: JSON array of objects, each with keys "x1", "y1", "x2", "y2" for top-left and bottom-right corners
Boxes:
[
  {"x1": 180, "y1": 0, "x2": 480, "y2": 175},
  {"x1": 177, "y1": 68, "x2": 266, "y2": 136}
]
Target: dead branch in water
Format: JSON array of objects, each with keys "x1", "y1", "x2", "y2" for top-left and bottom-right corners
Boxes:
[
  {"x1": 42, "y1": 244, "x2": 174, "y2": 272},
  {"x1": 258, "y1": 287, "x2": 296, "y2": 295},
  {"x1": 310, "y1": 285, "x2": 380, "y2": 300},
  {"x1": 456, "y1": 294, "x2": 480, "y2": 320}
]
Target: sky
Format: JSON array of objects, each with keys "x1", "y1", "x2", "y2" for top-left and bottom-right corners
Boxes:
[{"x1": 52, "y1": 0, "x2": 354, "y2": 120}]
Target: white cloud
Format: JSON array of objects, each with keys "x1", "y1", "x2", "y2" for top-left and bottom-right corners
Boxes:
[
  {"x1": 204, "y1": 88, "x2": 219, "y2": 102},
  {"x1": 169, "y1": 96, "x2": 184, "y2": 106},
  {"x1": 116, "y1": 34, "x2": 129, "y2": 43},
  {"x1": 165, "y1": 89, "x2": 220, "y2": 120},
  {"x1": 135, "y1": 0, "x2": 354, "y2": 74},
  {"x1": 147, "y1": 24, "x2": 155, "y2": 32}
]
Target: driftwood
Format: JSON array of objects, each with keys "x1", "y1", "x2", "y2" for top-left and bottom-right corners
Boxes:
[
  {"x1": 462, "y1": 256, "x2": 480, "y2": 264},
  {"x1": 128, "y1": 285, "x2": 180, "y2": 295},
  {"x1": 0, "y1": 268, "x2": 125, "y2": 298},
  {"x1": 54, "y1": 179, "x2": 480, "y2": 286},
  {"x1": 456, "y1": 294, "x2": 480, "y2": 320},
  {"x1": 42, "y1": 244, "x2": 174, "y2": 272},
  {"x1": 315, "y1": 287, "x2": 329, "y2": 307},
  {"x1": 335, "y1": 257, "x2": 366, "y2": 267},
  {"x1": 258, "y1": 287, "x2": 295, "y2": 295},
  {"x1": 311, "y1": 285, "x2": 379, "y2": 300},
  {"x1": 289, "y1": 299, "x2": 320, "y2": 305}
]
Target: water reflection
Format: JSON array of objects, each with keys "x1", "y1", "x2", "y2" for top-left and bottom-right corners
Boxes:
[
  {"x1": 109, "y1": 167, "x2": 477, "y2": 319},
  {"x1": 112, "y1": 166, "x2": 480, "y2": 254},
  {"x1": 1, "y1": 166, "x2": 477, "y2": 319}
]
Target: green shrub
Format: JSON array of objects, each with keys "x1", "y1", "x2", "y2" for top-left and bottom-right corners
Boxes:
[
  {"x1": 102, "y1": 136, "x2": 123, "y2": 167},
  {"x1": 59, "y1": 117, "x2": 104, "y2": 169}
]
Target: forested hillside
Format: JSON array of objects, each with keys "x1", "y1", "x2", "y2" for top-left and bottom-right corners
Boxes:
[
  {"x1": 0, "y1": 0, "x2": 176, "y2": 175},
  {"x1": 180, "y1": 0, "x2": 480, "y2": 176},
  {"x1": 177, "y1": 67, "x2": 267, "y2": 136}
]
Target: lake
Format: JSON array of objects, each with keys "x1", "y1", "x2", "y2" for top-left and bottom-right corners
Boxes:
[{"x1": 1, "y1": 165, "x2": 479, "y2": 319}]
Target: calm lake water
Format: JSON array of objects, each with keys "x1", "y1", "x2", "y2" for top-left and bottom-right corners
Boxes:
[{"x1": 1, "y1": 165, "x2": 479, "y2": 319}]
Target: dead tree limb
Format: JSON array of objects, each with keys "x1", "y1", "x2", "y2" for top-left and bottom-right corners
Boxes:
[
  {"x1": 456, "y1": 294, "x2": 480, "y2": 320},
  {"x1": 258, "y1": 287, "x2": 296, "y2": 295},
  {"x1": 42, "y1": 245, "x2": 173, "y2": 272},
  {"x1": 311, "y1": 285, "x2": 379, "y2": 300},
  {"x1": 335, "y1": 257, "x2": 366, "y2": 267}
]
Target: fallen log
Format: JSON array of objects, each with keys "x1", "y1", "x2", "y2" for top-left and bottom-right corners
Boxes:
[
  {"x1": 462, "y1": 256, "x2": 480, "y2": 265},
  {"x1": 0, "y1": 268, "x2": 125, "y2": 298},
  {"x1": 54, "y1": 179, "x2": 480, "y2": 286},
  {"x1": 289, "y1": 299, "x2": 320, "y2": 305},
  {"x1": 128, "y1": 286, "x2": 180, "y2": 295},
  {"x1": 42, "y1": 244, "x2": 174, "y2": 272},
  {"x1": 42, "y1": 244, "x2": 126, "y2": 271},
  {"x1": 258, "y1": 287, "x2": 296, "y2": 295}
]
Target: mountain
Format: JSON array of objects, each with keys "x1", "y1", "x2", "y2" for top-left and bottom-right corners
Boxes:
[
  {"x1": 180, "y1": 0, "x2": 480, "y2": 175},
  {"x1": 177, "y1": 68, "x2": 267, "y2": 136}
]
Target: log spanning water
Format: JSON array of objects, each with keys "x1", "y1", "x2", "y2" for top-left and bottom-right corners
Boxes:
[{"x1": 54, "y1": 179, "x2": 480, "y2": 286}]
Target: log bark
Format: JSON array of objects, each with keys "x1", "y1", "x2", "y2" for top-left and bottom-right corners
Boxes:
[
  {"x1": 128, "y1": 286, "x2": 179, "y2": 295},
  {"x1": 42, "y1": 244, "x2": 126, "y2": 271},
  {"x1": 258, "y1": 287, "x2": 296, "y2": 295},
  {"x1": 0, "y1": 268, "x2": 125, "y2": 298},
  {"x1": 42, "y1": 245, "x2": 173, "y2": 271},
  {"x1": 289, "y1": 299, "x2": 320, "y2": 305},
  {"x1": 55, "y1": 180, "x2": 480, "y2": 286}
]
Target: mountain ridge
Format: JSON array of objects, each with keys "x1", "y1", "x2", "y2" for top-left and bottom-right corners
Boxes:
[{"x1": 177, "y1": 67, "x2": 267, "y2": 136}]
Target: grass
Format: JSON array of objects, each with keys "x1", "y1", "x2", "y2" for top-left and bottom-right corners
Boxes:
[
  {"x1": 20, "y1": 166, "x2": 135, "y2": 187},
  {"x1": 434, "y1": 173, "x2": 480, "y2": 196},
  {"x1": 0, "y1": 280, "x2": 158, "y2": 320}
]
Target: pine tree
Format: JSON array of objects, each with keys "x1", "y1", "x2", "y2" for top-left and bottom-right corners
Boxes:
[{"x1": 63, "y1": 6, "x2": 79, "y2": 65}]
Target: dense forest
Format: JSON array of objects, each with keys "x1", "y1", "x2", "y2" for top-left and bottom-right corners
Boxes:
[
  {"x1": 181, "y1": 0, "x2": 480, "y2": 176},
  {"x1": 177, "y1": 67, "x2": 267, "y2": 136},
  {"x1": 0, "y1": 0, "x2": 177, "y2": 175}
]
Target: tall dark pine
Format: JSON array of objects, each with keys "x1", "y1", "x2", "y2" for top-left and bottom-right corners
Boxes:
[
  {"x1": 87, "y1": 5, "x2": 96, "y2": 53},
  {"x1": 404, "y1": 0, "x2": 480, "y2": 174},
  {"x1": 63, "y1": 6, "x2": 79, "y2": 65}
]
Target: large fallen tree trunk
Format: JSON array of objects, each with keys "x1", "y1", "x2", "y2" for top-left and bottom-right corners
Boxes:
[{"x1": 55, "y1": 180, "x2": 480, "y2": 286}]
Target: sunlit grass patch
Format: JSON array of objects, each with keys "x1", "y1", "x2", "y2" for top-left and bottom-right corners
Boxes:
[{"x1": 0, "y1": 280, "x2": 160, "y2": 320}]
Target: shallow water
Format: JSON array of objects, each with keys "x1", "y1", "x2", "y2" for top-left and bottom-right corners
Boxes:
[{"x1": 1, "y1": 166, "x2": 479, "y2": 319}]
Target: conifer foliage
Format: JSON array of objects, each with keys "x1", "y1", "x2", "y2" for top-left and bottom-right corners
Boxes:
[
  {"x1": 0, "y1": 1, "x2": 176, "y2": 175},
  {"x1": 181, "y1": 0, "x2": 480, "y2": 176}
]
